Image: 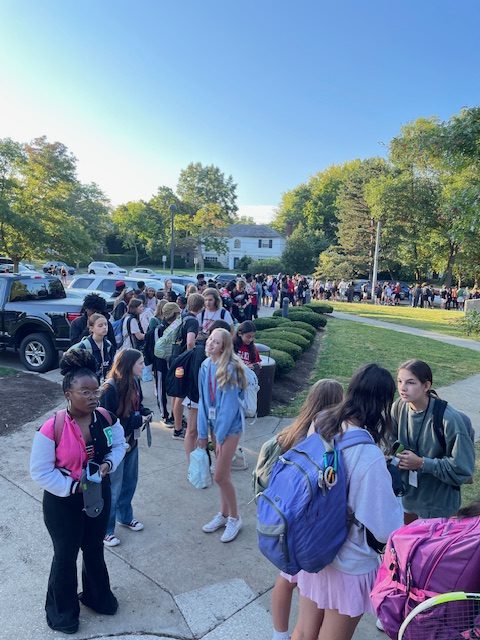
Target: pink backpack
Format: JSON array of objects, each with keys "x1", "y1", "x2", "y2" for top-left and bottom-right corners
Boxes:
[{"x1": 371, "y1": 517, "x2": 480, "y2": 640}]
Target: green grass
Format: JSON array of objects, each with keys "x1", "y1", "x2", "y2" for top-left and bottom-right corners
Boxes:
[
  {"x1": 332, "y1": 301, "x2": 478, "y2": 340},
  {"x1": 0, "y1": 367, "x2": 16, "y2": 377},
  {"x1": 273, "y1": 316, "x2": 480, "y2": 418},
  {"x1": 461, "y1": 441, "x2": 480, "y2": 507}
]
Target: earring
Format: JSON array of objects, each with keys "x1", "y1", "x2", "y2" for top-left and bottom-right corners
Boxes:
[{"x1": 66, "y1": 398, "x2": 72, "y2": 413}]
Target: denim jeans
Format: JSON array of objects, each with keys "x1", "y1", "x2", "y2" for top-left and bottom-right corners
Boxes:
[{"x1": 107, "y1": 444, "x2": 139, "y2": 535}]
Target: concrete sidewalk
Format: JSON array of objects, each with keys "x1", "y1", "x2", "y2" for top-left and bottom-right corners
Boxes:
[{"x1": 1, "y1": 379, "x2": 380, "y2": 640}]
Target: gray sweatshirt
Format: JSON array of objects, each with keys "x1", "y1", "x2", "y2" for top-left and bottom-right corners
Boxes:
[{"x1": 392, "y1": 398, "x2": 475, "y2": 518}]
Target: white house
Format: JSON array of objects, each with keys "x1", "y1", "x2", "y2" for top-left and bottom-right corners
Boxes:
[{"x1": 203, "y1": 224, "x2": 286, "y2": 270}]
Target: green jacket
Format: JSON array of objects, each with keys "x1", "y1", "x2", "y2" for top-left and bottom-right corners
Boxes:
[{"x1": 392, "y1": 397, "x2": 475, "y2": 518}]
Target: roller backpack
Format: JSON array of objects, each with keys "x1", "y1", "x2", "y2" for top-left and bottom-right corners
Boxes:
[{"x1": 371, "y1": 516, "x2": 480, "y2": 640}]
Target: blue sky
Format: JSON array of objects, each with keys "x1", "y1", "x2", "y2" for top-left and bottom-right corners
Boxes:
[{"x1": 1, "y1": 0, "x2": 479, "y2": 222}]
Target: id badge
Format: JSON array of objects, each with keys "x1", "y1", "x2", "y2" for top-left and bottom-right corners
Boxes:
[
  {"x1": 208, "y1": 407, "x2": 216, "y2": 421},
  {"x1": 134, "y1": 428, "x2": 141, "y2": 440},
  {"x1": 408, "y1": 470, "x2": 418, "y2": 487}
]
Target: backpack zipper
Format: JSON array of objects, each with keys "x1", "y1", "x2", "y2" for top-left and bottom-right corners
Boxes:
[
  {"x1": 279, "y1": 456, "x2": 313, "y2": 500},
  {"x1": 258, "y1": 493, "x2": 290, "y2": 563}
]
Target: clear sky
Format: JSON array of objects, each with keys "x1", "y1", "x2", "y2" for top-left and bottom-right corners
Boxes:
[{"x1": 1, "y1": 0, "x2": 479, "y2": 223}]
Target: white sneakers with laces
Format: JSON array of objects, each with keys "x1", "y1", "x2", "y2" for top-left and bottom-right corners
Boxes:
[
  {"x1": 202, "y1": 513, "x2": 242, "y2": 541},
  {"x1": 220, "y1": 516, "x2": 242, "y2": 543},
  {"x1": 202, "y1": 512, "x2": 227, "y2": 533}
]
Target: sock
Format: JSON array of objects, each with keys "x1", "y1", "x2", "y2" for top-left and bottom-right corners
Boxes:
[{"x1": 272, "y1": 630, "x2": 290, "y2": 640}]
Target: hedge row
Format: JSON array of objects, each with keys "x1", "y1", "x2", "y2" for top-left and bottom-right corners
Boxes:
[
  {"x1": 272, "y1": 308, "x2": 327, "y2": 328},
  {"x1": 269, "y1": 349, "x2": 295, "y2": 376},
  {"x1": 304, "y1": 302, "x2": 333, "y2": 314},
  {"x1": 256, "y1": 330, "x2": 310, "y2": 351},
  {"x1": 257, "y1": 337, "x2": 302, "y2": 360},
  {"x1": 262, "y1": 326, "x2": 313, "y2": 343},
  {"x1": 254, "y1": 317, "x2": 291, "y2": 331}
]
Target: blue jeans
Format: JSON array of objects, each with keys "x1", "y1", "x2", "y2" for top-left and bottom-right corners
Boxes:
[{"x1": 107, "y1": 444, "x2": 139, "y2": 535}]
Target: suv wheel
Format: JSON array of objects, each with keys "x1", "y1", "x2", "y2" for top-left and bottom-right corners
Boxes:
[
  {"x1": 107, "y1": 271, "x2": 113, "y2": 275},
  {"x1": 89, "y1": 270, "x2": 95, "y2": 274},
  {"x1": 353, "y1": 293, "x2": 362, "y2": 303},
  {"x1": 19, "y1": 333, "x2": 57, "y2": 373}
]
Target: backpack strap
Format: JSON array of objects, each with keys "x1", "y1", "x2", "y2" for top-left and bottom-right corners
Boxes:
[
  {"x1": 220, "y1": 308, "x2": 226, "y2": 319},
  {"x1": 334, "y1": 429, "x2": 376, "y2": 450},
  {"x1": 431, "y1": 397, "x2": 448, "y2": 453},
  {"x1": 53, "y1": 409, "x2": 67, "y2": 446},
  {"x1": 95, "y1": 407, "x2": 114, "y2": 426}
]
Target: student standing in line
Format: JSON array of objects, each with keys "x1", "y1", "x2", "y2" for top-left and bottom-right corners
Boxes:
[
  {"x1": 121, "y1": 298, "x2": 146, "y2": 351},
  {"x1": 30, "y1": 350, "x2": 125, "y2": 634},
  {"x1": 67, "y1": 313, "x2": 116, "y2": 382},
  {"x1": 100, "y1": 349, "x2": 152, "y2": 547},
  {"x1": 266, "y1": 379, "x2": 344, "y2": 640},
  {"x1": 233, "y1": 320, "x2": 261, "y2": 374},
  {"x1": 393, "y1": 359, "x2": 475, "y2": 523},
  {"x1": 197, "y1": 328, "x2": 247, "y2": 543},
  {"x1": 291, "y1": 364, "x2": 403, "y2": 640}
]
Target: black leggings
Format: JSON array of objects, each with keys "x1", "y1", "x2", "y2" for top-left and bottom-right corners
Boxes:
[{"x1": 43, "y1": 482, "x2": 117, "y2": 631}]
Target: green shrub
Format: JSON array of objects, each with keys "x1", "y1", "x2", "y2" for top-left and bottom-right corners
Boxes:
[
  {"x1": 257, "y1": 329, "x2": 310, "y2": 350},
  {"x1": 287, "y1": 310, "x2": 327, "y2": 328},
  {"x1": 269, "y1": 349, "x2": 295, "y2": 376},
  {"x1": 263, "y1": 326, "x2": 313, "y2": 342},
  {"x1": 304, "y1": 302, "x2": 333, "y2": 314},
  {"x1": 286, "y1": 321, "x2": 316, "y2": 337},
  {"x1": 455, "y1": 310, "x2": 480, "y2": 335},
  {"x1": 253, "y1": 317, "x2": 292, "y2": 331},
  {"x1": 257, "y1": 337, "x2": 302, "y2": 360}
]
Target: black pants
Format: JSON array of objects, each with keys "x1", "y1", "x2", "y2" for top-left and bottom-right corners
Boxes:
[
  {"x1": 43, "y1": 482, "x2": 117, "y2": 631},
  {"x1": 154, "y1": 357, "x2": 168, "y2": 418}
]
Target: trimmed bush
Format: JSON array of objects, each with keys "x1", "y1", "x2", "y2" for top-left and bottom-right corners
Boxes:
[
  {"x1": 253, "y1": 317, "x2": 292, "y2": 331},
  {"x1": 257, "y1": 329, "x2": 310, "y2": 351},
  {"x1": 304, "y1": 302, "x2": 334, "y2": 314},
  {"x1": 269, "y1": 349, "x2": 295, "y2": 377},
  {"x1": 286, "y1": 321, "x2": 316, "y2": 337},
  {"x1": 257, "y1": 337, "x2": 302, "y2": 360},
  {"x1": 285, "y1": 309, "x2": 327, "y2": 328},
  {"x1": 262, "y1": 326, "x2": 313, "y2": 343}
]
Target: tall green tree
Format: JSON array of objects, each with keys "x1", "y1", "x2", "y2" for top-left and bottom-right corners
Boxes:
[{"x1": 281, "y1": 223, "x2": 318, "y2": 274}]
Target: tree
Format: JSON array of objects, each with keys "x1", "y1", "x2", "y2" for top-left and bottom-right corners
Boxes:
[
  {"x1": 112, "y1": 200, "x2": 167, "y2": 265},
  {"x1": 177, "y1": 162, "x2": 238, "y2": 218},
  {"x1": 281, "y1": 224, "x2": 318, "y2": 274},
  {"x1": 0, "y1": 136, "x2": 97, "y2": 270}
]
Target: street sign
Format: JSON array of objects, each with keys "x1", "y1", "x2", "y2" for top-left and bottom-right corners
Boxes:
[
  {"x1": 193, "y1": 258, "x2": 198, "y2": 264},
  {"x1": 162, "y1": 255, "x2": 167, "y2": 262}
]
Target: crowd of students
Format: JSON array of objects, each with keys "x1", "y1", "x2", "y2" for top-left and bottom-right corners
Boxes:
[{"x1": 29, "y1": 268, "x2": 478, "y2": 638}]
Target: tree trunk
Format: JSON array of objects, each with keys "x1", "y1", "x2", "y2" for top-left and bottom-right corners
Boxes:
[
  {"x1": 443, "y1": 243, "x2": 457, "y2": 288},
  {"x1": 134, "y1": 243, "x2": 139, "y2": 266}
]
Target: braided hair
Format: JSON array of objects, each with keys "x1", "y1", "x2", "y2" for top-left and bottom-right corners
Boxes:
[{"x1": 60, "y1": 349, "x2": 98, "y2": 392}]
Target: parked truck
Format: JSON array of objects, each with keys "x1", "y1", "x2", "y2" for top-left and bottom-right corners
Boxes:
[{"x1": 0, "y1": 274, "x2": 84, "y2": 372}]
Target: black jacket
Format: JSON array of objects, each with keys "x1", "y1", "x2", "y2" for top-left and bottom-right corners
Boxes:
[{"x1": 70, "y1": 312, "x2": 117, "y2": 354}]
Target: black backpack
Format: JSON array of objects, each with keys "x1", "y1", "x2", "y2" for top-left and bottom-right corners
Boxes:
[{"x1": 166, "y1": 344, "x2": 206, "y2": 401}]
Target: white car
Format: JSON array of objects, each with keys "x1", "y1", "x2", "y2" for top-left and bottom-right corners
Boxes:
[
  {"x1": 87, "y1": 261, "x2": 127, "y2": 276},
  {"x1": 129, "y1": 267, "x2": 163, "y2": 279}
]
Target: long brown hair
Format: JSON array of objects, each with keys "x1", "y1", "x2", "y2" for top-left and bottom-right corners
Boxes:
[
  {"x1": 277, "y1": 379, "x2": 343, "y2": 452},
  {"x1": 317, "y1": 363, "x2": 395, "y2": 444},
  {"x1": 104, "y1": 348, "x2": 142, "y2": 417}
]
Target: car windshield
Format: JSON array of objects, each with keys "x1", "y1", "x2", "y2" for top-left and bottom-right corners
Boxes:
[
  {"x1": 105, "y1": 263, "x2": 117, "y2": 268},
  {"x1": 9, "y1": 277, "x2": 66, "y2": 301}
]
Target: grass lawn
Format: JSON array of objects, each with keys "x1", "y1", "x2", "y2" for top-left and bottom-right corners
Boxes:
[
  {"x1": 0, "y1": 367, "x2": 16, "y2": 377},
  {"x1": 331, "y1": 301, "x2": 478, "y2": 341},
  {"x1": 273, "y1": 317, "x2": 480, "y2": 417},
  {"x1": 461, "y1": 441, "x2": 480, "y2": 507}
]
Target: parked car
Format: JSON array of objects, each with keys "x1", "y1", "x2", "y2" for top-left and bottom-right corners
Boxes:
[
  {"x1": 0, "y1": 274, "x2": 84, "y2": 372},
  {"x1": 169, "y1": 276, "x2": 197, "y2": 289},
  {"x1": 87, "y1": 261, "x2": 127, "y2": 276},
  {"x1": 214, "y1": 273, "x2": 237, "y2": 285},
  {"x1": 129, "y1": 267, "x2": 163, "y2": 279},
  {"x1": 1, "y1": 262, "x2": 43, "y2": 275},
  {"x1": 68, "y1": 275, "x2": 185, "y2": 297},
  {"x1": 42, "y1": 261, "x2": 76, "y2": 276}
]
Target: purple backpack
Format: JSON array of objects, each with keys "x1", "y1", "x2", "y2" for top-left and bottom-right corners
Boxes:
[
  {"x1": 256, "y1": 429, "x2": 374, "y2": 575},
  {"x1": 371, "y1": 517, "x2": 480, "y2": 640}
]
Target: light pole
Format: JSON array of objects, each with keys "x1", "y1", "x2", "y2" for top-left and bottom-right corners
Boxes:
[
  {"x1": 371, "y1": 219, "x2": 381, "y2": 304},
  {"x1": 169, "y1": 204, "x2": 176, "y2": 275}
]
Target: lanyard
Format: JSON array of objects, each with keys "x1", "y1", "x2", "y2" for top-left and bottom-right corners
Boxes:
[
  {"x1": 406, "y1": 397, "x2": 430, "y2": 453},
  {"x1": 208, "y1": 365, "x2": 217, "y2": 405}
]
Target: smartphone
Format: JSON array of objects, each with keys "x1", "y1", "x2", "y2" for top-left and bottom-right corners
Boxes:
[
  {"x1": 392, "y1": 441, "x2": 405, "y2": 456},
  {"x1": 86, "y1": 461, "x2": 102, "y2": 483}
]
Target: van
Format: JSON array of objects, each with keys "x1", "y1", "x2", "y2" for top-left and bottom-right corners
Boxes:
[{"x1": 87, "y1": 262, "x2": 127, "y2": 276}]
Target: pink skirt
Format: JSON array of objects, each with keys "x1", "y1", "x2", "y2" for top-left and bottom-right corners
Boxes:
[
  {"x1": 296, "y1": 565, "x2": 378, "y2": 617},
  {"x1": 280, "y1": 571, "x2": 298, "y2": 584}
]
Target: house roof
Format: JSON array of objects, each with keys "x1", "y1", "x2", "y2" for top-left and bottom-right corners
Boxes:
[{"x1": 227, "y1": 224, "x2": 283, "y2": 238}]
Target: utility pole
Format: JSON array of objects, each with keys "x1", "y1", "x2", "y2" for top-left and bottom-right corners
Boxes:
[
  {"x1": 169, "y1": 204, "x2": 176, "y2": 275},
  {"x1": 371, "y1": 219, "x2": 381, "y2": 303}
]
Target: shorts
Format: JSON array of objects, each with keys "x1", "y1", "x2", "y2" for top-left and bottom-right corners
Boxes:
[{"x1": 182, "y1": 397, "x2": 199, "y2": 410}]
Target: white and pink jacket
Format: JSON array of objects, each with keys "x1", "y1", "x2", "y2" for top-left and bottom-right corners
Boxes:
[{"x1": 30, "y1": 411, "x2": 125, "y2": 497}]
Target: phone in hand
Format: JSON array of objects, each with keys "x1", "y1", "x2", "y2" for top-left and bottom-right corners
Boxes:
[
  {"x1": 392, "y1": 440, "x2": 406, "y2": 456},
  {"x1": 86, "y1": 461, "x2": 102, "y2": 483}
]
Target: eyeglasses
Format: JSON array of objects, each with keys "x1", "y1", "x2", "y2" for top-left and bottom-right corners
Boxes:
[{"x1": 72, "y1": 389, "x2": 102, "y2": 399}]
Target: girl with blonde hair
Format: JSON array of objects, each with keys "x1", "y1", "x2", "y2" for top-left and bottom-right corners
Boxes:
[{"x1": 197, "y1": 328, "x2": 247, "y2": 543}]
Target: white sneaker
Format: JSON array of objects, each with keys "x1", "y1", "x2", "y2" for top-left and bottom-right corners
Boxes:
[
  {"x1": 103, "y1": 534, "x2": 120, "y2": 547},
  {"x1": 375, "y1": 618, "x2": 385, "y2": 632},
  {"x1": 221, "y1": 516, "x2": 242, "y2": 542},
  {"x1": 202, "y1": 512, "x2": 228, "y2": 533},
  {"x1": 119, "y1": 519, "x2": 144, "y2": 531}
]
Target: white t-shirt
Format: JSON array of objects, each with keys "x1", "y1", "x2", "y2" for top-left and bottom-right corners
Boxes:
[
  {"x1": 122, "y1": 316, "x2": 141, "y2": 349},
  {"x1": 196, "y1": 307, "x2": 233, "y2": 333}
]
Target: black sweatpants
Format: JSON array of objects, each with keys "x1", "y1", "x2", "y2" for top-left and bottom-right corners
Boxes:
[{"x1": 43, "y1": 481, "x2": 117, "y2": 631}]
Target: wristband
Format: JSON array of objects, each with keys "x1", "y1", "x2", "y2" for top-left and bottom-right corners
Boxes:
[{"x1": 418, "y1": 457, "x2": 425, "y2": 471}]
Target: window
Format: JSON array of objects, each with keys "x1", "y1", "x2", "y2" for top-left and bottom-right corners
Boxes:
[
  {"x1": 97, "y1": 279, "x2": 118, "y2": 293},
  {"x1": 258, "y1": 239, "x2": 272, "y2": 248},
  {"x1": 9, "y1": 277, "x2": 65, "y2": 302},
  {"x1": 70, "y1": 277, "x2": 94, "y2": 289},
  {"x1": 234, "y1": 239, "x2": 241, "y2": 249}
]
